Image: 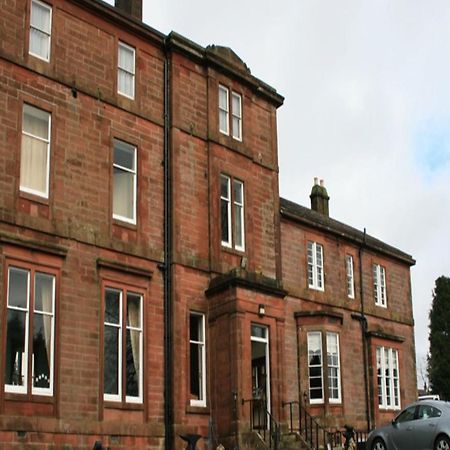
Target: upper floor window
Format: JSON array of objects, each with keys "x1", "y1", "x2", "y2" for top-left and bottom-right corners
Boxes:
[
  {"x1": 219, "y1": 85, "x2": 242, "y2": 141},
  {"x1": 307, "y1": 241, "x2": 324, "y2": 291},
  {"x1": 346, "y1": 255, "x2": 355, "y2": 299},
  {"x1": 21, "y1": 104, "x2": 51, "y2": 198},
  {"x1": 189, "y1": 312, "x2": 206, "y2": 407},
  {"x1": 104, "y1": 287, "x2": 143, "y2": 403},
  {"x1": 220, "y1": 174, "x2": 245, "y2": 251},
  {"x1": 113, "y1": 139, "x2": 137, "y2": 224},
  {"x1": 307, "y1": 331, "x2": 341, "y2": 404},
  {"x1": 376, "y1": 346, "x2": 400, "y2": 409},
  {"x1": 5, "y1": 266, "x2": 55, "y2": 396},
  {"x1": 29, "y1": 0, "x2": 52, "y2": 62},
  {"x1": 373, "y1": 264, "x2": 387, "y2": 307},
  {"x1": 118, "y1": 42, "x2": 135, "y2": 99}
]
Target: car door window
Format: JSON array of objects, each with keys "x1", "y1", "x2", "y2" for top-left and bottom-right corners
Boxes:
[
  {"x1": 418, "y1": 405, "x2": 441, "y2": 420},
  {"x1": 395, "y1": 405, "x2": 417, "y2": 423}
]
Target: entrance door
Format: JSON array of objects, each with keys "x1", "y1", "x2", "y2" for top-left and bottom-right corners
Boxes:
[{"x1": 251, "y1": 324, "x2": 270, "y2": 429}]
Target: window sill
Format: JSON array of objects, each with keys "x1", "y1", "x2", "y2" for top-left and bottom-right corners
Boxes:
[
  {"x1": 19, "y1": 190, "x2": 50, "y2": 206},
  {"x1": 186, "y1": 404, "x2": 210, "y2": 415},
  {"x1": 221, "y1": 244, "x2": 246, "y2": 256},
  {"x1": 104, "y1": 400, "x2": 144, "y2": 411},
  {"x1": 112, "y1": 218, "x2": 138, "y2": 231}
]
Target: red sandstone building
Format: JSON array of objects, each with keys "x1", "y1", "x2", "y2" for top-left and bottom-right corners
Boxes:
[{"x1": 0, "y1": 0, "x2": 416, "y2": 449}]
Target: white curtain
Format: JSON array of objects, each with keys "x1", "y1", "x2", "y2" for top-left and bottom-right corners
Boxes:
[
  {"x1": 30, "y1": 1, "x2": 51, "y2": 60},
  {"x1": 127, "y1": 295, "x2": 141, "y2": 396},
  {"x1": 21, "y1": 106, "x2": 49, "y2": 195},
  {"x1": 113, "y1": 169, "x2": 134, "y2": 219}
]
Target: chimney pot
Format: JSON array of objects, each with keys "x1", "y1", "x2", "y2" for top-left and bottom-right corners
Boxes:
[{"x1": 310, "y1": 178, "x2": 330, "y2": 217}]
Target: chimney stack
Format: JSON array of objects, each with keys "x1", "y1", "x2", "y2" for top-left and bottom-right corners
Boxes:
[
  {"x1": 310, "y1": 178, "x2": 330, "y2": 216},
  {"x1": 115, "y1": 0, "x2": 142, "y2": 21}
]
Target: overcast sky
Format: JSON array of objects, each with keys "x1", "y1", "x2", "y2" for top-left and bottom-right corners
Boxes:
[{"x1": 109, "y1": 0, "x2": 450, "y2": 388}]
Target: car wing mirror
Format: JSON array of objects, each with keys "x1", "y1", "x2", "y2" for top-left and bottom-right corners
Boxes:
[{"x1": 392, "y1": 419, "x2": 398, "y2": 427}]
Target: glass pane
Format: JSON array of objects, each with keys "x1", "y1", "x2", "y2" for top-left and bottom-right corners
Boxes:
[
  {"x1": 31, "y1": 1, "x2": 51, "y2": 33},
  {"x1": 251, "y1": 325, "x2": 266, "y2": 339},
  {"x1": 220, "y1": 175, "x2": 229, "y2": 198},
  {"x1": 33, "y1": 312, "x2": 51, "y2": 389},
  {"x1": 118, "y1": 44, "x2": 135, "y2": 73},
  {"x1": 114, "y1": 141, "x2": 135, "y2": 170},
  {"x1": 219, "y1": 86, "x2": 228, "y2": 109},
  {"x1": 113, "y1": 168, "x2": 134, "y2": 219},
  {"x1": 118, "y1": 70, "x2": 134, "y2": 98},
  {"x1": 219, "y1": 110, "x2": 228, "y2": 133},
  {"x1": 105, "y1": 289, "x2": 120, "y2": 325},
  {"x1": 232, "y1": 93, "x2": 241, "y2": 116},
  {"x1": 127, "y1": 293, "x2": 141, "y2": 329},
  {"x1": 21, "y1": 134, "x2": 48, "y2": 194},
  {"x1": 8, "y1": 268, "x2": 29, "y2": 309},
  {"x1": 35, "y1": 272, "x2": 54, "y2": 313},
  {"x1": 190, "y1": 314, "x2": 201, "y2": 342},
  {"x1": 221, "y1": 198, "x2": 229, "y2": 243},
  {"x1": 104, "y1": 325, "x2": 119, "y2": 395},
  {"x1": 233, "y1": 180, "x2": 243, "y2": 204},
  {"x1": 190, "y1": 342, "x2": 201, "y2": 399},
  {"x1": 232, "y1": 116, "x2": 241, "y2": 139},
  {"x1": 29, "y1": 28, "x2": 50, "y2": 60},
  {"x1": 23, "y1": 104, "x2": 49, "y2": 139},
  {"x1": 126, "y1": 328, "x2": 141, "y2": 398},
  {"x1": 234, "y1": 204, "x2": 243, "y2": 248},
  {"x1": 5, "y1": 309, "x2": 27, "y2": 386}
]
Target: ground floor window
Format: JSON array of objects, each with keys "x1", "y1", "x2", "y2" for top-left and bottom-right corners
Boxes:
[
  {"x1": 104, "y1": 287, "x2": 143, "y2": 403},
  {"x1": 376, "y1": 346, "x2": 400, "y2": 409},
  {"x1": 189, "y1": 312, "x2": 206, "y2": 406},
  {"x1": 307, "y1": 331, "x2": 341, "y2": 404},
  {"x1": 4, "y1": 265, "x2": 56, "y2": 396}
]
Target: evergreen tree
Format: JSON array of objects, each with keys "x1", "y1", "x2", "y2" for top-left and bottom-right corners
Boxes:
[{"x1": 428, "y1": 276, "x2": 450, "y2": 400}]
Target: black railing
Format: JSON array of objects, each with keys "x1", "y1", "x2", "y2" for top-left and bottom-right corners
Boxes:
[
  {"x1": 283, "y1": 400, "x2": 368, "y2": 450},
  {"x1": 242, "y1": 398, "x2": 280, "y2": 450}
]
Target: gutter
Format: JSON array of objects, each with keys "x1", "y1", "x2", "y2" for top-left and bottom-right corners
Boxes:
[{"x1": 163, "y1": 36, "x2": 173, "y2": 450}]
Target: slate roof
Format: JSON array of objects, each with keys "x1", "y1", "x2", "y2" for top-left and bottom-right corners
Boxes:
[{"x1": 280, "y1": 197, "x2": 415, "y2": 266}]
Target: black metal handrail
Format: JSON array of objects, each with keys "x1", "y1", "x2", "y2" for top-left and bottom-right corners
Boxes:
[
  {"x1": 282, "y1": 400, "x2": 339, "y2": 450},
  {"x1": 282, "y1": 400, "x2": 368, "y2": 450},
  {"x1": 242, "y1": 398, "x2": 280, "y2": 450}
]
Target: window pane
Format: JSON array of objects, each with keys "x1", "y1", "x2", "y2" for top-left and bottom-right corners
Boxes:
[
  {"x1": 21, "y1": 134, "x2": 48, "y2": 194},
  {"x1": 221, "y1": 198, "x2": 230, "y2": 244},
  {"x1": 8, "y1": 268, "x2": 29, "y2": 309},
  {"x1": 29, "y1": 28, "x2": 50, "y2": 60},
  {"x1": 233, "y1": 180, "x2": 243, "y2": 204},
  {"x1": 105, "y1": 289, "x2": 120, "y2": 325},
  {"x1": 32, "y1": 312, "x2": 51, "y2": 389},
  {"x1": 35, "y1": 272, "x2": 54, "y2": 313},
  {"x1": 31, "y1": 1, "x2": 51, "y2": 33},
  {"x1": 232, "y1": 93, "x2": 241, "y2": 116},
  {"x1": 190, "y1": 342, "x2": 201, "y2": 399},
  {"x1": 126, "y1": 328, "x2": 140, "y2": 398},
  {"x1": 114, "y1": 141, "x2": 135, "y2": 170},
  {"x1": 220, "y1": 175, "x2": 230, "y2": 199},
  {"x1": 118, "y1": 70, "x2": 134, "y2": 98},
  {"x1": 113, "y1": 168, "x2": 135, "y2": 219},
  {"x1": 219, "y1": 86, "x2": 228, "y2": 110},
  {"x1": 5, "y1": 309, "x2": 27, "y2": 386},
  {"x1": 118, "y1": 44, "x2": 135, "y2": 73},
  {"x1": 127, "y1": 293, "x2": 141, "y2": 329},
  {"x1": 104, "y1": 325, "x2": 120, "y2": 395},
  {"x1": 190, "y1": 315, "x2": 201, "y2": 342},
  {"x1": 251, "y1": 325, "x2": 266, "y2": 339}
]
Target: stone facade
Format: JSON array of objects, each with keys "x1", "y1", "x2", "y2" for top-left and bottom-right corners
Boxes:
[{"x1": 0, "y1": 0, "x2": 416, "y2": 449}]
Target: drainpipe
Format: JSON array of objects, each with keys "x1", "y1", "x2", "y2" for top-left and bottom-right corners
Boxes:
[
  {"x1": 163, "y1": 36, "x2": 173, "y2": 450},
  {"x1": 358, "y1": 229, "x2": 372, "y2": 432}
]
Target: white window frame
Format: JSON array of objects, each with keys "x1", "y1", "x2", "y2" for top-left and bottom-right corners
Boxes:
[
  {"x1": 219, "y1": 85, "x2": 229, "y2": 135},
  {"x1": 219, "y1": 85, "x2": 243, "y2": 140},
  {"x1": 118, "y1": 41, "x2": 136, "y2": 100},
  {"x1": 346, "y1": 255, "x2": 355, "y2": 299},
  {"x1": 377, "y1": 347, "x2": 400, "y2": 410},
  {"x1": 5, "y1": 266, "x2": 55, "y2": 396},
  {"x1": 29, "y1": 0, "x2": 52, "y2": 62},
  {"x1": 220, "y1": 174, "x2": 245, "y2": 251},
  {"x1": 307, "y1": 331, "x2": 324, "y2": 404},
  {"x1": 307, "y1": 241, "x2": 324, "y2": 291},
  {"x1": 103, "y1": 287, "x2": 143, "y2": 404},
  {"x1": 251, "y1": 324, "x2": 271, "y2": 415},
  {"x1": 326, "y1": 332, "x2": 341, "y2": 403},
  {"x1": 373, "y1": 264, "x2": 387, "y2": 307},
  {"x1": 112, "y1": 139, "x2": 137, "y2": 225},
  {"x1": 189, "y1": 312, "x2": 207, "y2": 407},
  {"x1": 231, "y1": 92, "x2": 242, "y2": 141},
  {"x1": 20, "y1": 104, "x2": 51, "y2": 198}
]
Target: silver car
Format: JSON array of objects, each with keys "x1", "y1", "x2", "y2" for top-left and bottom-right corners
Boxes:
[{"x1": 366, "y1": 400, "x2": 450, "y2": 450}]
